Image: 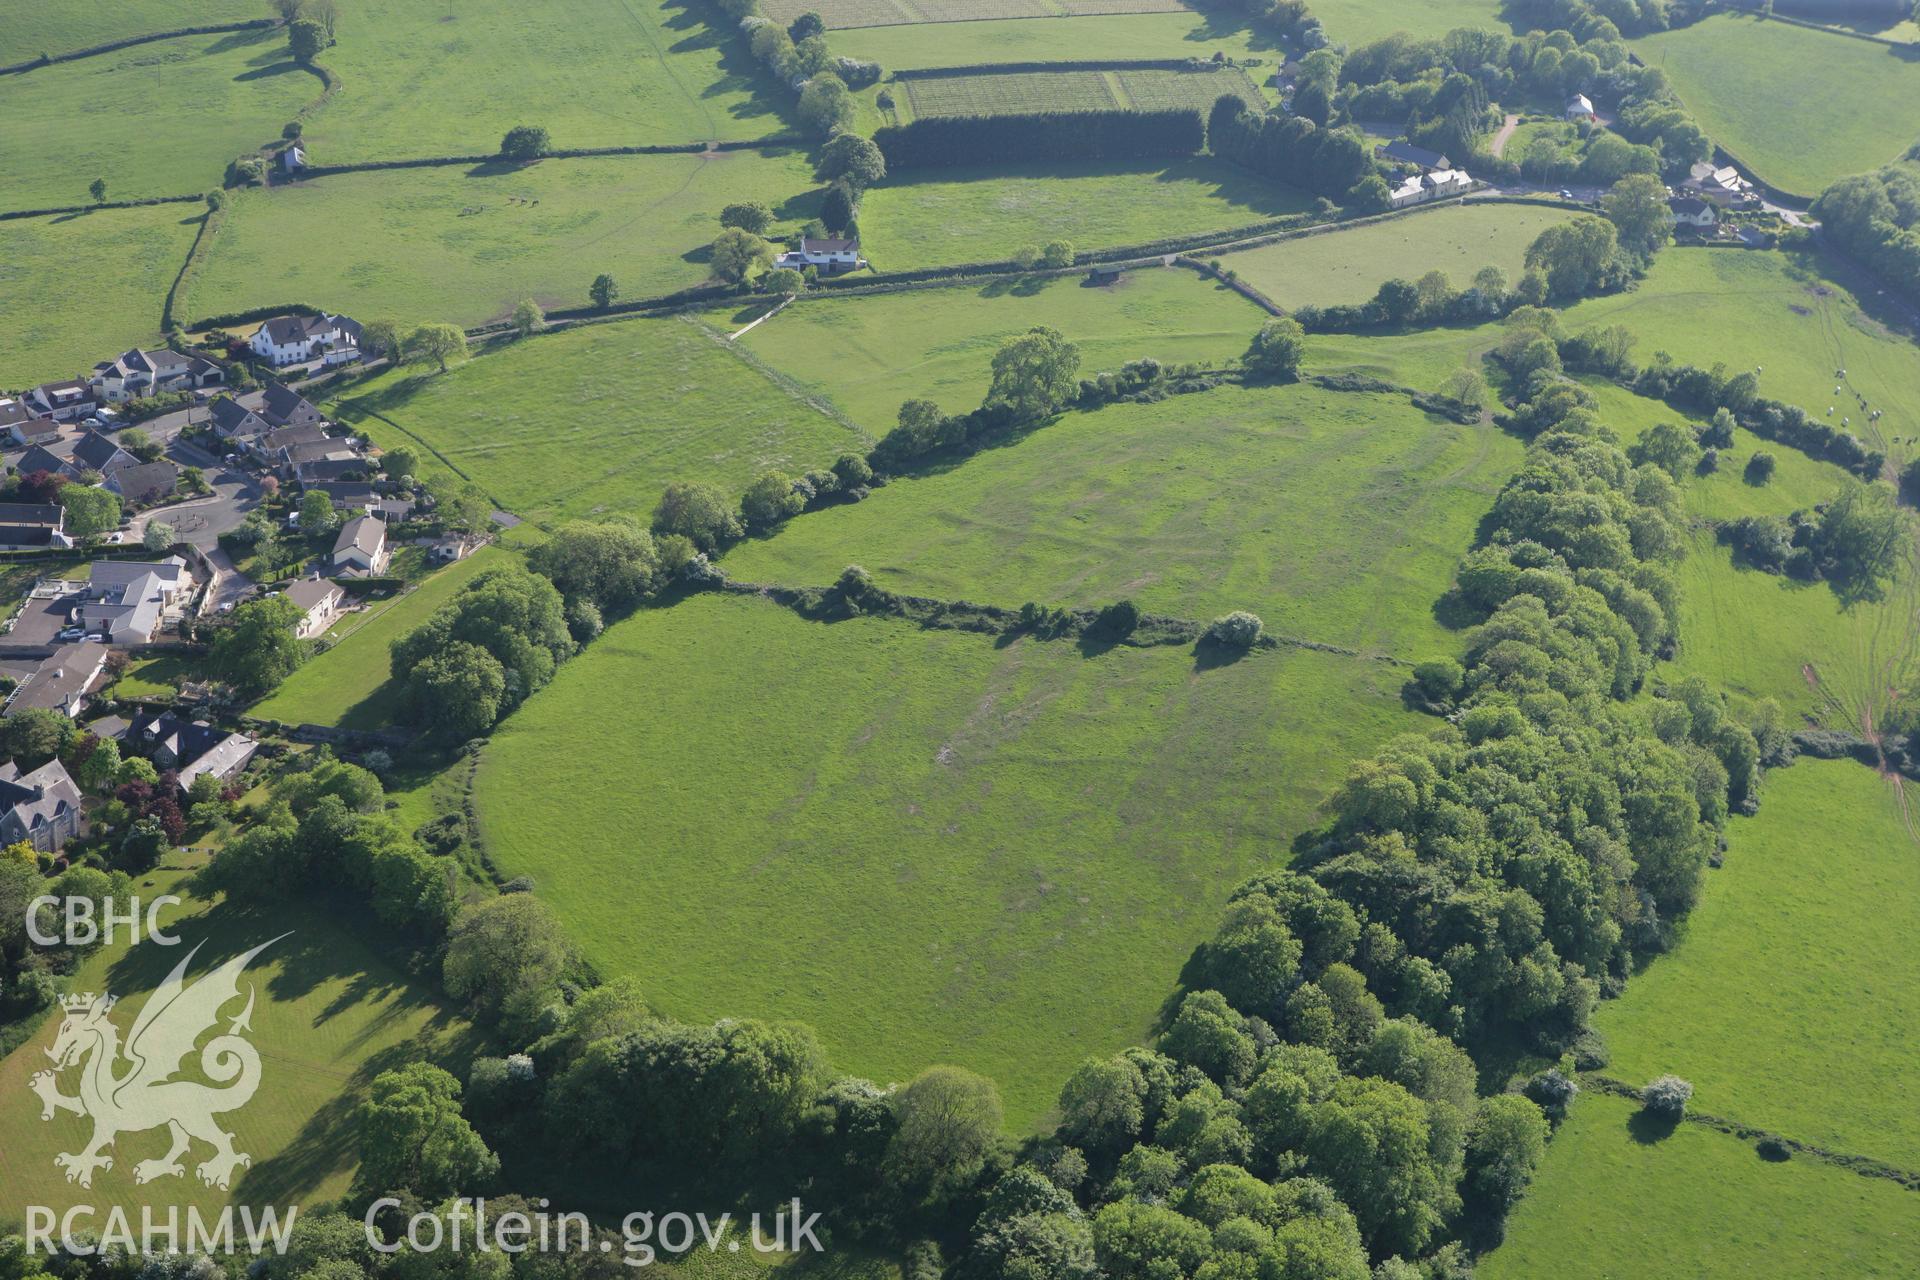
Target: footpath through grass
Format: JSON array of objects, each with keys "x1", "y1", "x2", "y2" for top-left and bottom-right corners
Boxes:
[
  {"x1": 252, "y1": 547, "x2": 505, "y2": 730},
  {"x1": 329, "y1": 318, "x2": 868, "y2": 526},
  {"x1": 1634, "y1": 14, "x2": 1920, "y2": 197},
  {"x1": 732, "y1": 265, "x2": 1267, "y2": 428},
  {"x1": 0, "y1": 205, "x2": 202, "y2": 385},
  {"x1": 476, "y1": 591, "x2": 1423, "y2": 1128},
  {"x1": 1596, "y1": 759, "x2": 1920, "y2": 1169},
  {"x1": 0, "y1": 861, "x2": 472, "y2": 1220},
  {"x1": 187, "y1": 150, "x2": 821, "y2": 329},
  {"x1": 721, "y1": 382, "x2": 1522, "y2": 660},
  {"x1": 1481, "y1": 1093, "x2": 1920, "y2": 1280},
  {"x1": 859, "y1": 157, "x2": 1313, "y2": 270}
]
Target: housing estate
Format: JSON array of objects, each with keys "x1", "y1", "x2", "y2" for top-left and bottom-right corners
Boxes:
[
  {"x1": 249, "y1": 314, "x2": 363, "y2": 367},
  {"x1": 0, "y1": 757, "x2": 84, "y2": 852}
]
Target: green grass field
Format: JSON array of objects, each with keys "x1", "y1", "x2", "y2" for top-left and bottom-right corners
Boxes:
[
  {"x1": 1596, "y1": 759, "x2": 1920, "y2": 1167},
  {"x1": 251, "y1": 548, "x2": 506, "y2": 729},
  {"x1": 0, "y1": 861, "x2": 472, "y2": 1219},
  {"x1": 327, "y1": 317, "x2": 868, "y2": 525},
  {"x1": 1634, "y1": 14, "x2": 1920, "y2": 197},
  {"x1": 731, "y1": 264, "x2": 1266, "y2": 427},
  {"x1": 1481, "y1": 1093, "x2": 1920, "y2": 1280},
  {"x1": 1304, "y1": 248, "x2": 1920, "y2": 472},
  {"x1": 1213, "y1": 203, "x2": 1578, "y2": 311},
  {"x1": 1309, "y1": 0, "x2": 1504, "y2": 45},
  {"x1": 860, "y1": 157, "x2": 1312, "y2": 269},
  {"x1": 721, "y1": 383, "x2": 1523, "y2": 660},
  {"x1": 757, "y1": 0, "x2": 1189, "y2": 25},
  {"x1": 302, "y1": 0, "x2": 788, "y2": 162},
  {"x1": 475, "y1": 590, "x2": 1422, "y2": 1128},
  {"x1": 185, "y1": 149, "x2": 820, "y2": 328},
  {"x1": 0, "y1": 28, "x2": 317, "y2": 212},
  {"x1": 899, "y1": 66, "x2": 1260, "y2": 118},
  {"x1": 832, "y1": 11, "x2": 1276, "y2": 70},
  {"x1": 0, "y1": 0, "x2": 262, "y2": 64},
  {"x1": 0, "y1": 204, "x2": 202, "y2": 385}
]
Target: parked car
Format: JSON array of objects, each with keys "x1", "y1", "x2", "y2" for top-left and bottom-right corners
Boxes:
[
  {"x1": 1558, "y1": 188, "x2": 1575, "y2": 199},
  {"x1": 56, "y1": 626, "x2": 86, "y2": 642}
]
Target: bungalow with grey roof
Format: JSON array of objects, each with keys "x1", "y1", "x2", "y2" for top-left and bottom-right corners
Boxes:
[
  {"x1": 103, "y1": 459, "x2": 180, "y2": 506},
  {"x1": 5, "y1": 642, "x2": 109, "y2": 719},
  {"x1": 285, "y1": 578, "x2": 346, "y2": 638},
  {"x1": 1, "y1": 397, "x2": 57, "y2": 447},
  {"x1": 208, "y1": 396, "x2": 270, "y2": 443},
  {"x1": 0, "y1": 503, "x2": 71, "y2": 551}
]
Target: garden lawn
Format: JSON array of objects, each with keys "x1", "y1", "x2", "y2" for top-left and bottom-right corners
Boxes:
[
  {"x1": 184, "y1": 150, "x2": 821, "y2": 328},
  {"x1": 251, "y1": 547, "x2": 506, "y2": 730},
  {"x1": 858, "y1": 157, "x2": 1314, "y2": 270},
  {"x1": 0, "y1": 863, "x2": 472, "y2": 1220},
  {"x1": 0, "y1": 0, "x2": 261, "y2": 64},
  {"x1": 327, "y1": 318, "x2": 868, "y2": 524},
  {"x1": 832, "y1": 11, "x2": 1277, "y2": 70},
  {"x1": 722, "y1": 383, "x2": 1523, "y2": 659},
  {"x1": 301, "y1": 0, "x2": 789, "y2": 162},
  {"x1": 1596, "y1": 760, "x2": 1920, "y2": 1167},
  {"x1": 1480, "y1": 1094, "x2": 1920, "y2": 1280},
  {"x1": 0, "y1": 205, "x2": 202, "y2": 385},
  {"x1": 731, "y1": 264, "x2": 1267, "y2": 428},
  {"x1": 1633, "y1": 14, "x2": 1920, "y2": 197},
  {"x1": 1213, "y1": 203, "x2": 1578, "y2": 311},
  {"x1": 0, "y1": 28, "x2": 316, "y2": 211},
  {"x1": 475, "y1": 591, "x2": 1423, "y2": 1128}
]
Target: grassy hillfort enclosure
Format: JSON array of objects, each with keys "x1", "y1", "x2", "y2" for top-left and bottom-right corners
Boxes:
[{"x1": 3, "y1": 0, "x2": 1918, "y2": 1276}]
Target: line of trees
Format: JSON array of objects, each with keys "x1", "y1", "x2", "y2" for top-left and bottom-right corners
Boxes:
[
  {"x1": 1813, "y1": 166, "x2": 1920, "y2": 302},
  {"x1": 1206, "y1": 95, "x2": 1374, "y2": 202},
  {"x1": 873, "y1": 109, "x2": 1205, "y2": 170}
]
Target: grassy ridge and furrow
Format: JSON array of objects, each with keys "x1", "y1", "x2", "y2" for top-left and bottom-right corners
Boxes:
[
  {"x1": 1594, "y1": 759, "x2": 1920, "y2": 1168},
  {"x1": 186, "y1": 150, "x2": 822, "y2": 329},
  {"x1": 719, "y1": 383, "x2": 1523, "y2": 659},
  {"x1": 731, "y1": 265, "x2": 1267, "y2": 428},
  {"x1": 475, "y1": 590, "x2": 1422, "y2": 1128},
  {"x1": 900, "y1": 67, "x2": 1258, "y2": 117},
  {"x1": 1481, "y1": 1094, "x2": 1920, "y2": 1280},
  {"x1": 302, "y1": 0, "x2": 787, "y2": 161},
  {"x1": 0, "y1": 205, "x2": 203, "y2": 385},
  {"x1": 858, "y1": 157, "x2": 1314, "y2": 269},
  {"x1": 0, "y1": 28, "x2": 316, "y2": 211},
  {"x1": 327, "y1": 318, "x2": 867, "y2": 526},
  {"x1": 1212, "y1": 203, "x2": 1579, "y2": 312},
  {"x1": 833, "y1": 12, "x2": 1275, "y2": 70}
]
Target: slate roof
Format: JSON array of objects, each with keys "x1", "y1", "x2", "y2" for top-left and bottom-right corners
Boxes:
[
  {"x1": 72, "y1": 429, "x2": 131, "y2": 473},
  {"x1": 261, "y1": 382, "x2": 319, "y2": 423},
  {"x1": 6, "y1": 642, "x2": 108, "y2": 716},
  {"x1": 0, "y1": 758, "x2": 82, "y2": 838},
  {"x1": 334, "y1": 513, "x2": 386, "y2": 559}
]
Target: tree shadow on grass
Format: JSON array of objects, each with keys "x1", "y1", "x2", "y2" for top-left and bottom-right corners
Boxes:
[
  {"x1": 1191, "y1": 639, "x2": 1250, "y2": 672},
  {"x1": 1627, "y1": 1108, "x2": 1680, "y2": 1145},
  {"x1": 232, "y1": 60, "x2": 302, "y2": 84}
]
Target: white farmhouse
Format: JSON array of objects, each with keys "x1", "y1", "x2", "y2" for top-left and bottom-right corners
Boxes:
[
  {"x1": 775, "y1": 236, "x2": 861, "y2": 274},
  {"x1": 249, "y1": 314, "x2": 363, "y2": 366}
]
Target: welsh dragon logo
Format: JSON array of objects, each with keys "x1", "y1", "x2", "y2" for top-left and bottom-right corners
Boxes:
[{"x1": 29, "y1": 935, "x2": 286, "y2": 1190}]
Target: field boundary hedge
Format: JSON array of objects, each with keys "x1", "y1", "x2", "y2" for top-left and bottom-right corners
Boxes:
[
  {"x1": 1722, "y1": 2, "x2": 1920, "y2": 49},
  {"x1": 0, "y1": 194, "x2": 202, "y2": 221},
  {"x1": 1583, "y1": 1075, "x2": 1920, "y2": 1189},
  {"x1": 0, "y1": 18, "x2": 278, "y2": 75},
  {"x1": 161, "y1": 205, "x2": 221, "y2": 333}
]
